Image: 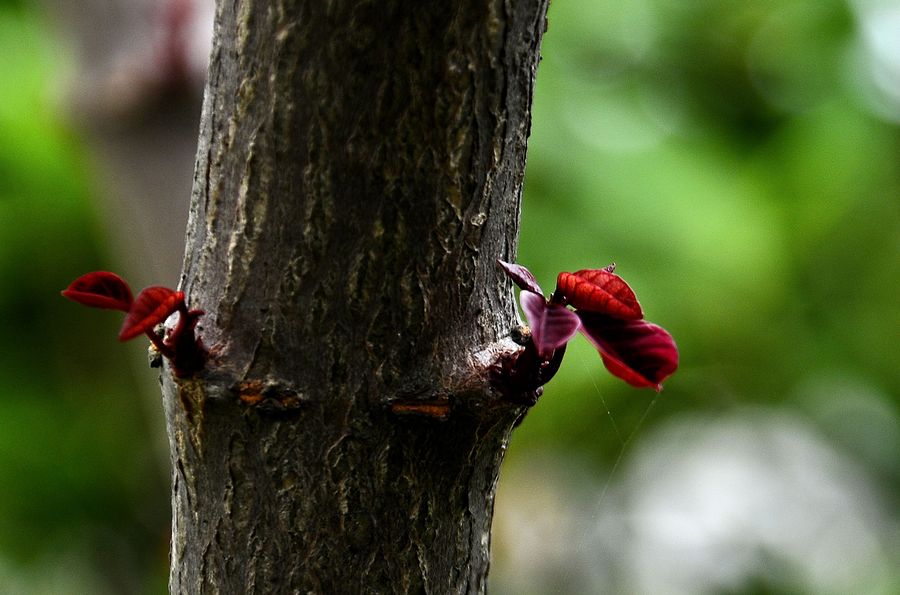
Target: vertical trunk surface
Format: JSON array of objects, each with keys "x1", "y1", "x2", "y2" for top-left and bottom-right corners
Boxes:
[{"x1": 163, "y1": 1, "x2": 549, "y2": 592}]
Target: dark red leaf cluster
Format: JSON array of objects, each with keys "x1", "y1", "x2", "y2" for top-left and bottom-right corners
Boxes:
[
  {"x1": 61, "y1": 271, "x2": 205, "y2": 377},
  {"x1": 499, "y1": 260, "x2": 678, "y2": 392}
]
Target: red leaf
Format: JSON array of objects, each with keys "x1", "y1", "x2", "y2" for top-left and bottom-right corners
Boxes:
[
  {"x1": 578, "y1": 312, "x2": 678, "y2": 391},
  {"x1": 520, "y1": 290, "x2": 581, "y2": 359},
  {"x1": 61, "y1": 271, "x2": 134, "y2": 312},
  {"x1": 119, "y1": 286, "x2": 184, "y2": 341},
  {"x1": 556, "y1": 269, "x2": 643, "y2": 320},
  {"x1": 498, "y1": 260, "x2": 544, "y2": 295}
]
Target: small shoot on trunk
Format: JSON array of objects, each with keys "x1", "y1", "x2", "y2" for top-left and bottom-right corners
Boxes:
[
  {"x1": 62, "y1": 272, "x2": 207, "y2": 377},
  {"x1": 495, "y1": 260, "x2": 678, "y2": 403}
]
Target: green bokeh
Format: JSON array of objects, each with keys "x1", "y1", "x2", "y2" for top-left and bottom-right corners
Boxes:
[
  {"x1": 512, "y1": 0, "x2": 899, "y2": 461},
  {"x1": 0, "y1": 0, "x2": 897, "y2": 592},
  {"x1": 0, "y1": 8, "x2": 168, "y2": 593}
]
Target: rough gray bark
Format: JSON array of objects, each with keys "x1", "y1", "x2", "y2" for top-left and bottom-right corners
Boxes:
[{"x1": 162, "y1": 0, "x2": 549, "y2": 592}]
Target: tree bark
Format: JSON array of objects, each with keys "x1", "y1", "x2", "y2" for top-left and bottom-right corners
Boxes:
[{"x1": 163, "y1": 0, "x2": 549, "y2": 592}]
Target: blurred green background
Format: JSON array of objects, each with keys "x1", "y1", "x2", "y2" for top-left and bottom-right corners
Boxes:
[{"x1": 1, "y1": 0, "x2": 898, "y2": 593}]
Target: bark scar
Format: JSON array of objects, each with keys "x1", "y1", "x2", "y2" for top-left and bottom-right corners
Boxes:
[
  {"x1": 234, "y1": 378, "x2": 305, "y2": 413},
  {"x1": 389, "y1": 397, "x2": 452, "y2": 420}
]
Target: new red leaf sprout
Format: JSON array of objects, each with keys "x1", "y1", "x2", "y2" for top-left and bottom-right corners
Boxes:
[
  {"x1": 119, "y1": 287, "x2": 183, "y2": 341},
  {"x1": 498, "y1": 260, "x2": 678, "y2": 397},
  {"x1": 62, "y1": 272, "x2": 206, "y2": 377},
  {"x1": 60, "y1": 271, "x2": 133, "y2": 312},
  {"x1": 556, "y1": 268, "x2": 643, "y2": 319}
]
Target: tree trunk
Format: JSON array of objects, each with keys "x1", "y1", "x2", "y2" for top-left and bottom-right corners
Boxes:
[{"x1": 163, "y1": 0, "x2": 549, "y2": 592}]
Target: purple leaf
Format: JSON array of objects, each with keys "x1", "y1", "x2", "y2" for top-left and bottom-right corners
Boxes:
[
  {"x1": 498, "y1": 260, "x2": 544, "y2": 295},
  {"x1": 521, "y1": 290, "x2": 581, "y2": 359},
  {"x1": 578, "y1": 312, "x2": 678, "y2": 391}
]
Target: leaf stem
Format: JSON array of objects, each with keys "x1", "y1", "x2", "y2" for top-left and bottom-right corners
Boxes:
[{"x1": 145, "y1": 329, "x2": 176, "y2": 360}]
